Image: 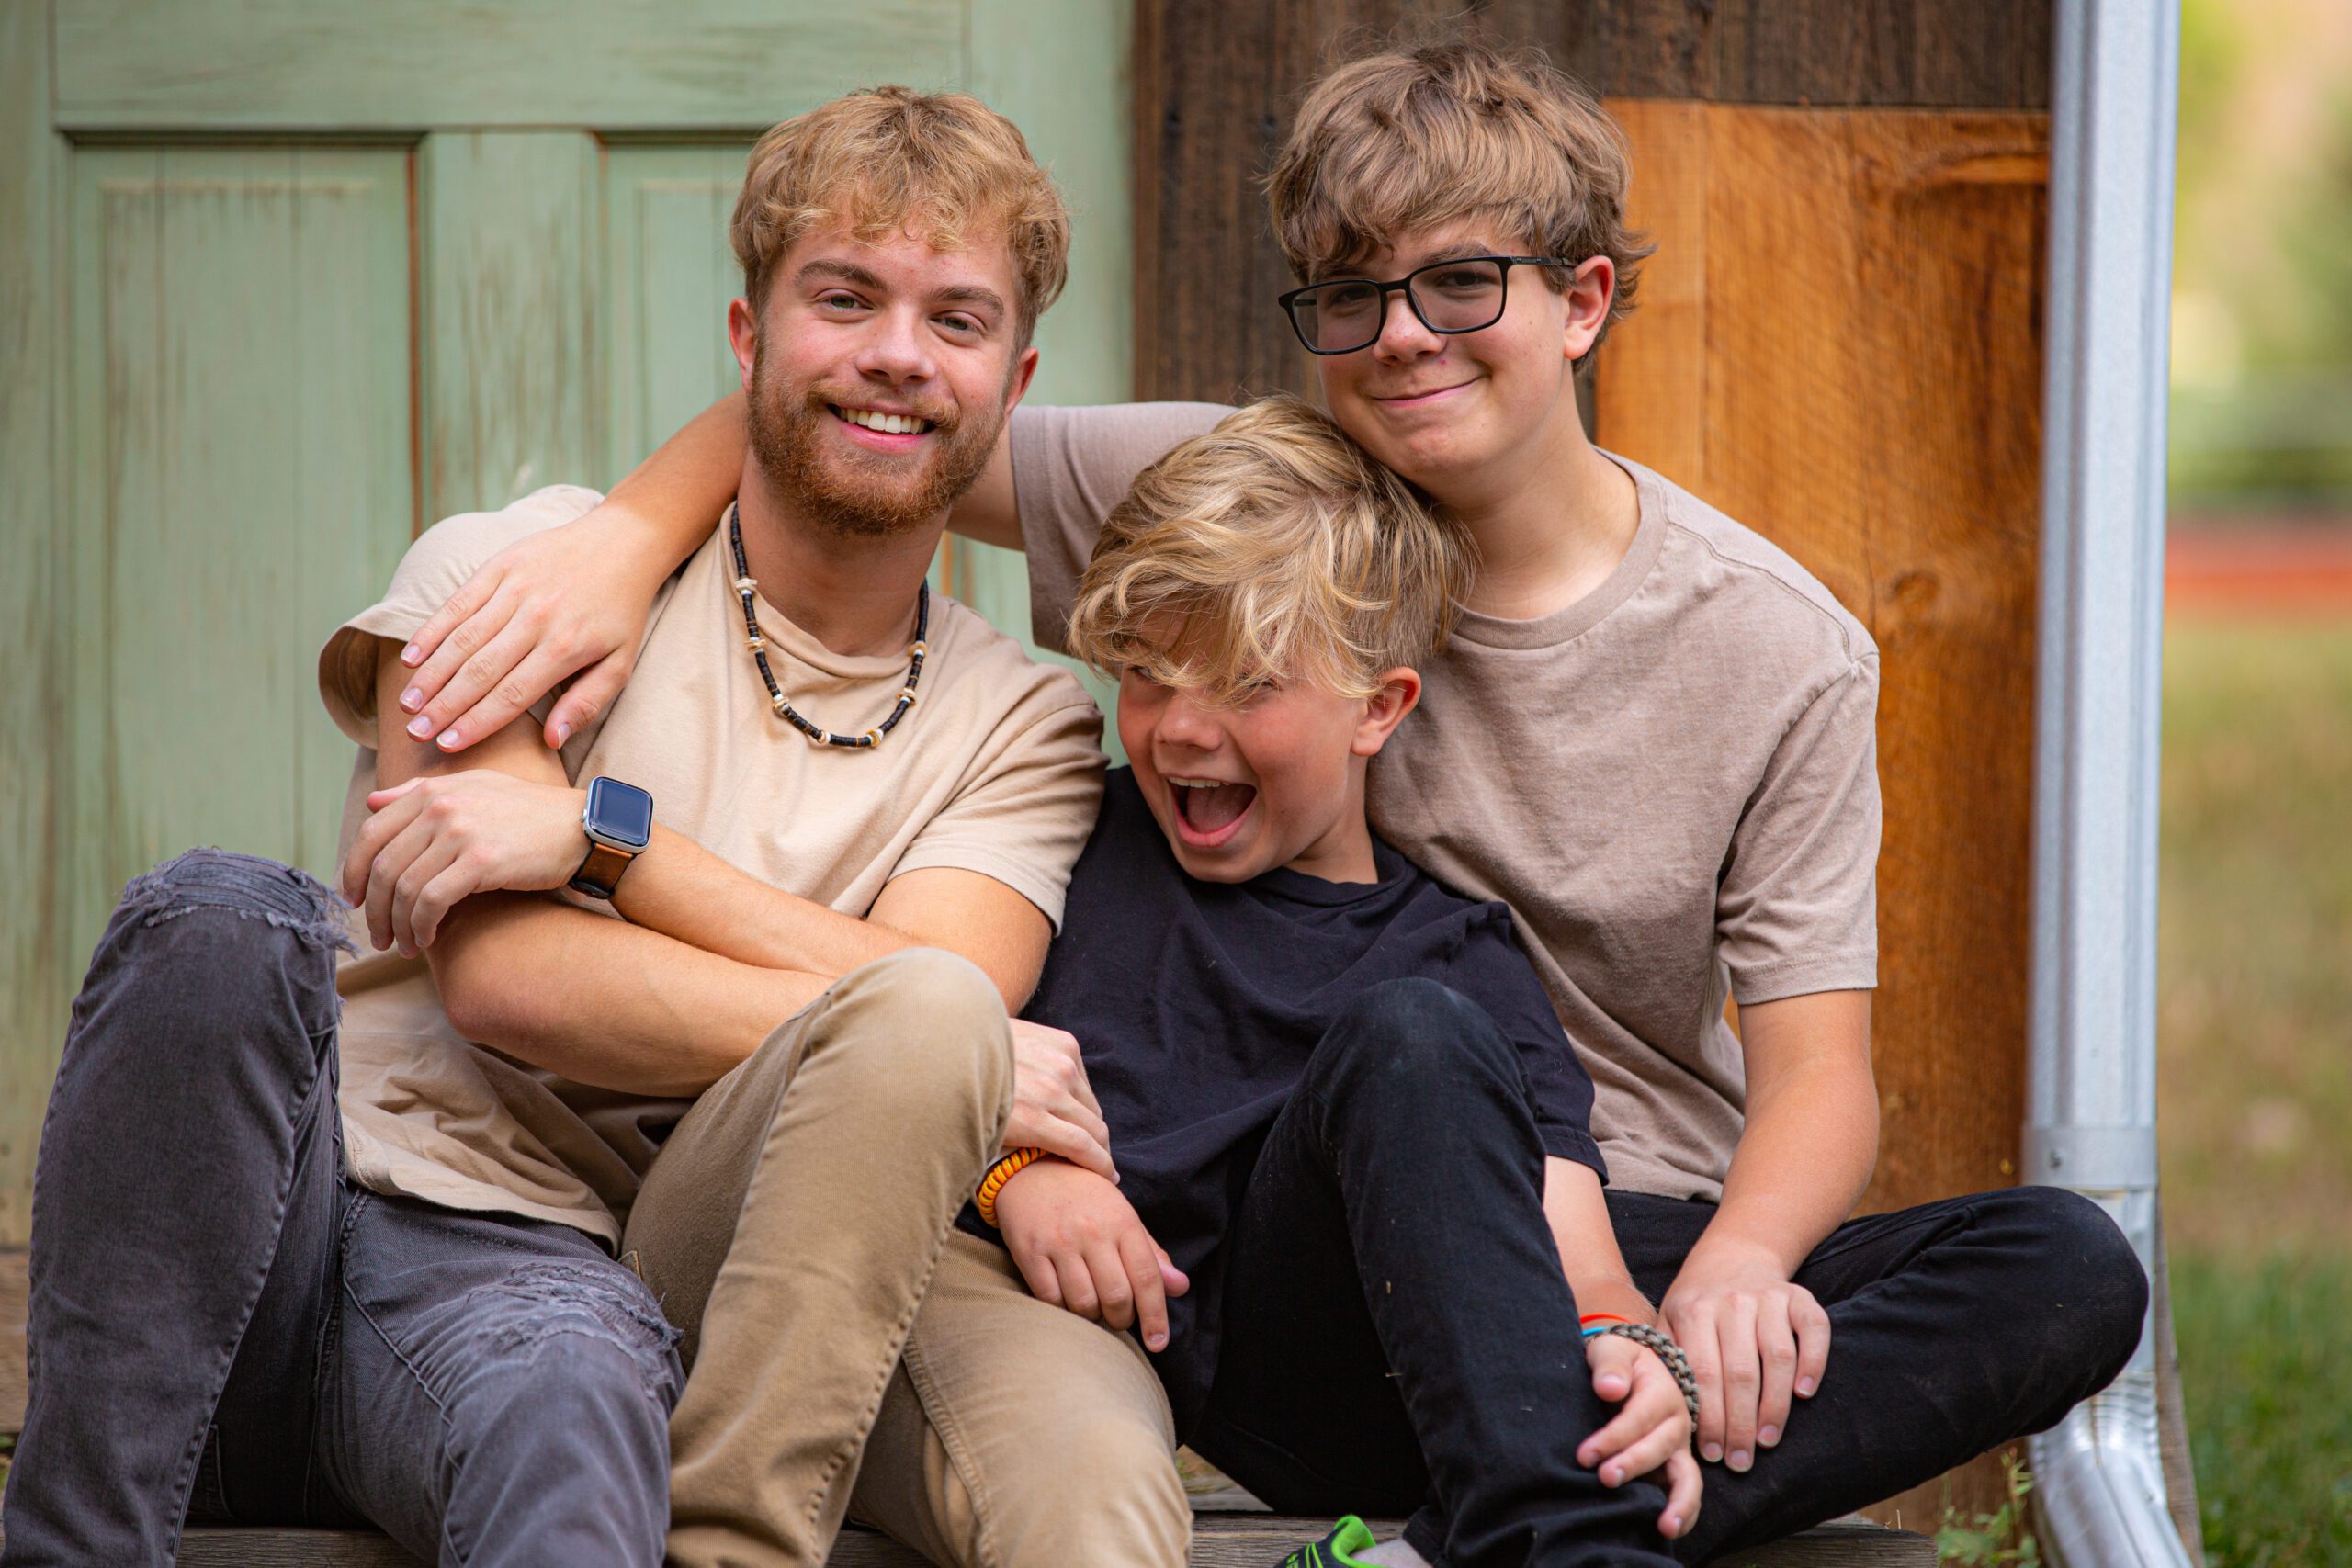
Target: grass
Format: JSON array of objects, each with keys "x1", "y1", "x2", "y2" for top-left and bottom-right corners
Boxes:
[{"x1": 2157, "y1": 615, "x2": 2352, "y2": 1567}]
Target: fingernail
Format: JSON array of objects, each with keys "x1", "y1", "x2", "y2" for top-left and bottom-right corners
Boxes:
[
  {"x1": 1663, "y1": 1514, "x2": 1681, "y2": 1536},
  {"x1": 1797, "y1": 1377, "x2": 1817, "y2": 1396},
  {"x1": 436, "y1": 729, "x2": 461, "y2": 750},
  {"x1": 1602, "y1": 1464, "x2": 1622, "y2": 1486},
  {"x1": 1760, "y1": 1425, "x2": 1781, "y2": 1446},
  {"x1": 1702, "y1": 1443, "x2": 1723, "y2": 1463},
  {"x1": 406, "y1": 715, "x2": 434, "y2": 739},
  {"x1": 553, "y1": 721, "x2": 572, "y2": 745},
  {"x1": 1730, "y1": 1450, "x2": 1753, "y2": 1472},
  {"x1": 400, "y1": 686, "x2": 424, "y2": 712},
  {"x1": 1148, "y1": 1334, "x2": 1166, "y2": 1350},
  {"x1": 401, "y1": 642, "x2": 423, "y2": 665}
]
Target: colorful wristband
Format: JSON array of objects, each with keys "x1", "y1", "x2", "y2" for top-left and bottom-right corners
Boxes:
[
  {"x1": 974, "y1": 1148, "x2": 1046, "y2": 1227},
  {"x1": 1578, "y1": 1312, "x2": 1634, "y2": 1337}
]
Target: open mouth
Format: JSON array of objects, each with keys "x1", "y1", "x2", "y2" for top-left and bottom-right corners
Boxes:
[
  {"x1": 831, "y1": 404, "x2": 936, "y2": 438},
  {"x1": 1167, "y1": 775, "x2": 1259, "y2": 847}
]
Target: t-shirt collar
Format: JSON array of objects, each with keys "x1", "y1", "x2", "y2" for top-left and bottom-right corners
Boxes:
[{"x1": 1445, "y1": 449, "x2": 1671, "y2": 652}]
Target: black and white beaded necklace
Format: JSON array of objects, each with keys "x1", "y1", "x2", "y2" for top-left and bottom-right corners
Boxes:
[{"x1": 726, "y1": 505, "x2": 927, "y2": 750}]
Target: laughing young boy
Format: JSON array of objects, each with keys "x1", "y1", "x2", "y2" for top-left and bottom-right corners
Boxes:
[{"x1": 989, "y1": 395, "x2": 1700, "y2": 1565}]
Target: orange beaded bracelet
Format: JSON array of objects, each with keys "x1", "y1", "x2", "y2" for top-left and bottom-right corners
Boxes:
[{"x1": 974, "y1": 1147, "x2": 1046, "y2": 1227}]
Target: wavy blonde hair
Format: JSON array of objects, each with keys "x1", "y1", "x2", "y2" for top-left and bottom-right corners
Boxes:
[
  {"x1": 1268, "y1": 40, "x2": 1652, "y2": 346},
  {"x1": 1066, "y1": 398, "x2": 1471, "y2": 705},
  {"x1": 730, "y1": 85, "x2": 1070, "y2": 343}
]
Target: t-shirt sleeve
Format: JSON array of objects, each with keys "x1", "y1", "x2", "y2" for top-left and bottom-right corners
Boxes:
[
  {"x1": 316, "y1": 485, "x2": 606, "y2": 745},
  {"x1": 1443, "y1": 907, "x2": 1608, "y2": 1179},
  {"x1": 1716, "y1": 652, "x2": 1883, "y2": 1003},
  {"x1": 1011, "y1": 401, "x2": 1233, "y2": 653},
  {"x1": 889, "y1": 679, "x2": 1108, "y2": 932}
]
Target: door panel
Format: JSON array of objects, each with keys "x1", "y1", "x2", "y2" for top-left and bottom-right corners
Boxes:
[
  {"x1": 604, "y1": 141, "x2": 754, "y2": 478},
  {"x1": 66, "y1": 145, "x2": 415, "y2": 923}
]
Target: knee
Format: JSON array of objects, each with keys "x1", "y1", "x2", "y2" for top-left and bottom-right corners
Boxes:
[
  {"x1": 818, "y1": 947, "x2": 1013, "y2": 1124},
  {"x1": 1306, "y1": 977, "x2": 1519, "y2": 1109},
  {"x1": 1996, "y1": 1187, "x2": 2150, "y2": 1379},
  {"x1": 995, "y1": 1410, "x2": 1186, "y2": 1551},
  {"x1": 448, "y1": 1261, "x2": 684, "y2": 1437}
]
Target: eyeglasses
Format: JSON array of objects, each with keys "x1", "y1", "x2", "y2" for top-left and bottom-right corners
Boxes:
[{"x1": 1277, "y1": 255, "x2": 1580, "y2": 356}]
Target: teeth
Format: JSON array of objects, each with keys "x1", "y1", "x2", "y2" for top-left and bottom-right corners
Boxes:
[
  {"x1": 1169, "y1": 777, "x2": 1232, "y2": 789},
  {"x1": 839, "y1": 407, "x2": 931, "y2": 435}
]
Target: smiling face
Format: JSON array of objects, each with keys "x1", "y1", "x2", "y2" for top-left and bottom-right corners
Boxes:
[
  {"x1": 729, "y1": 221, "x2": 1037, "y2": 537},
  {"x1": 1308, "y1": 220, "x2": 1610, "y2": 502},
  {"x1": 1115, "y1": 620, "x2": 1420, "y2": 886}
]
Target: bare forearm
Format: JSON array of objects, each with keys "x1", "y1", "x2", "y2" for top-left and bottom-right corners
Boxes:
[
  {"x1": 1697, "y1": 1055, "x2": 1877, "y2": 1278},
  {"x1": 1544, "y1": 1156, "x2": 1655, "y2": 1323},
  {"x1": 605, "y1": 391, "x2": 748, "y2": 566},
  {"x1": 431, "y1": 893, "x2": 828, "y2": 1097},
  {"x1": 611, "y1": 825, "x2": 913, "y2": 979}
]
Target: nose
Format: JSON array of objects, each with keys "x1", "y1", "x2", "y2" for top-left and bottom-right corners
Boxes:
[
  {"x1": 1372, "y1": 288, "x2": 1442, "y2": 361},
  {"x1": 854, "y1": 302, "x2": 939, "y2": 386},
  {"x1": 1154, "y1": 690, "x2": 1225, "y2": 752}
]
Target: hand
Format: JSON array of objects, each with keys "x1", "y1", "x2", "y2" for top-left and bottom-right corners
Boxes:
[
  {"x1": 1659, "y1": 1245, "x2": 1831, "y2": 1472},
  {"x1": 1006, "y1": 1019, "x2": 1117, "y2": 1183},
  {"x1": 993, "y1": 1158, "x2": 1188, "y2": 1351},
  {"x1": 1578, "y1": 1330, "x2": 1702, "y2": 1540},
  {"x1": 342, "y1": 773, "x2": 589, "y2": 954},
  {"x1": 395, "y1": 500, "x2": 671, "y2": 754}
]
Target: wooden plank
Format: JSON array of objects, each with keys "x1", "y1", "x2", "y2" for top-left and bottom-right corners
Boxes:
[
  {"x1": 62, "y1": 144, "x2": 416, "y2": 977},
  {"x1": 0, "y1": 0, "x2": 66, "y2": 1247},
  {"x1": 1597, "y1": 102, "x2": 2050, "y2": 1216},
  {"x1": 421, "y1": 130, "x2": 602, "y2": 516},
  {"x1": 2, "y1": 1517, "x2": 1933, "y2": 1566},
  {"x1": 54, "y1": 0, "x2": 964, "y2": 132}
]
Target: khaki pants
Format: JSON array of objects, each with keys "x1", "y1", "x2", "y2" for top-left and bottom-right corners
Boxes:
[
  {"x1": 847, "y1": 1230, "x2": 1192, "y2": 1566},
  {"x1": 626, "y1": 949, "x2": 1013, "y2": 1568}
]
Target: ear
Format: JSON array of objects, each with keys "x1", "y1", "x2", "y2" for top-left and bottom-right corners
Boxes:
[
  {"x1": 727, "y1": 295, "x2": 760, "y2": 390},
  {"x1": 1351, "y1": 667, "x2": 1423, "y2": 759},
  {"x1": 1562, "y1": 255, "x2": 1616, "y2": 366},
  {"x1": 1003, "y1": 343, "x2": 1040, "y2": 414}
]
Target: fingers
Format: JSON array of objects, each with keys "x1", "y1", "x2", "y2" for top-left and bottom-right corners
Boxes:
[
  {"x1": 343, "y1": 784, "x2": 425, "y2": 905},
  {"x1": 408, "y1": 615, "x2": 547, "y2": 753},
  {"x1": 389, "y1": 835, "x2": 465, "y2": 955},
  {"x1": 1117, "y1": 1228, "x2": 1170, "y2": 1350},
  {"x1": 1756, "y1": 1292, "x2": 1800, "y2": 1450},
  {"x1": 1674, "y1": 1299, "x2": 1727, "y2": 1462},
  {"x1": 1579, "y1": 1347, "x2": 1678, "y2": 1475},
  {"x1": 1659, "y1": 1450, "x2": 1702, "y2": 1540},
  {"x1": 401, "y1": 585, "x2": 518, "y2": 730},
  {"x1": 1792, "y1": 1289, "x2": 1831, "y2": 1402},
  {"x1": 364, "y1": 814, "x2": 439, "y2": 954},
  {"x1": 544, "y1": 650, "x2": 635, "y2": 750},
  {"x1": 1057, "y1": 1246, "x2": 1105, "y2": 1322},
  {"x1": 1156, "y1": 1247, "x2": 1191, "y2": 1298},
  {"x1": 403, "y1": 562, "x2": 506, "y2": 677},
  {"x1": 1084, "y1": 1240, "x2": 1136, "y2": 1331},
  {"x1": 1006, "y1": 1106, "x2": 1118, "y2": 1184},
  {"x1": 1718, "y1": 1293, "x2": 1761, "y2": 1471},
  {"x1": 1012, "y1": 1247, "x2": 1062, "y2": 1311}
]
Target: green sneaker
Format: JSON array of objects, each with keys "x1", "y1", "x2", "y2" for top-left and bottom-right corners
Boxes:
[{"x1": 1275, "y1": 1516, "x2": 1381, "y2": 1568}]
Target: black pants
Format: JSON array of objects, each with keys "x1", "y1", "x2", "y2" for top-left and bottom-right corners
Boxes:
[{"x1": 1188, "y1": 978, "x2": 2149, "y2": 1567}]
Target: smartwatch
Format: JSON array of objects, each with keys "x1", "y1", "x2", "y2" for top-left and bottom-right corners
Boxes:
[{"x1": 571, "y1": 776, "x2": 654, "y2": 900}]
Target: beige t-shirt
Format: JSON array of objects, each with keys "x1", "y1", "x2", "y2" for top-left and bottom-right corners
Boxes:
[
  {"x1": 1012, "y1": 403, "x2": 1880, "y2": 1201},
  {"x1": 319, "y1": 485, "x2": 1105, "y2": 1246}
]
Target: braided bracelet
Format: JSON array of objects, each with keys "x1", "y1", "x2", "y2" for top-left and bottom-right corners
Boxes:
[
  {"x1": 1590, "y1": 1322, "x2": 1702, "y2": 1432},
  {"x1": 973, "y1": 1148, "x2": 1045, "y2": 1227}
]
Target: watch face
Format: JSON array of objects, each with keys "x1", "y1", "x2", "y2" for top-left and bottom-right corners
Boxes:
[{"x1": 586, "y1": 777, "x2": 655, "y2": 849}]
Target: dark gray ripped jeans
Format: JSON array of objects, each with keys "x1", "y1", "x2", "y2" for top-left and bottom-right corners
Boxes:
[{"x1": 1, "y1": 851, "x2": 684, "y2": 1568}]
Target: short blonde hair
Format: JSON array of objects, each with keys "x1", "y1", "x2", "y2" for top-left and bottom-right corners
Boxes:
[
  {"x1": 1066, "y1": 398, "x2": 1470, "y2": 705},
  {"x1": 730, "y1": 85, "x2": 1070, "y2": 343},
  {"x1": 1267, "y1": 41, "x2": 1652, "y2": 345}
]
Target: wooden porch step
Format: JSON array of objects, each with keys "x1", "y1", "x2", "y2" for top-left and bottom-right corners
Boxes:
[{"x1": 148, "y1": 1515, "x2": 1934, "y2": 1565}]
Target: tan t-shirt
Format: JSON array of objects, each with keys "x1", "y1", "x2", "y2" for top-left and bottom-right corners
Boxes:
[
  {"x1": 319, "y1": 485, "x2": 1106, "y2": 1246},
  {"x1": 1011, "y1": 404, "x2": 1880, "y2": 1201}
]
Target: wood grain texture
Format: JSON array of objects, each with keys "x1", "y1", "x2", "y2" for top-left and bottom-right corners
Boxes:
[
  {"x1": 1128, "y1": 0, "x2": 2052, "y2": 403},
  {"x1": 54, "y1": 0, "x2": 964, "y2": 132},
  {"x1": 0, "y1": 0, "x2": 66, "y2": 1247},
  {"x1": 60, "y1": 143, "x2": 418, "y2": 986},
  {"x1": 1596, "y1": 102, "x2": 2051, "y2": 1216},
  {"x1": 422, "y1": 131, "x2": 602, "y2": 516}
]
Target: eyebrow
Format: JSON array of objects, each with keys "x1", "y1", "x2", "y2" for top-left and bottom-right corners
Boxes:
[{"x1": 796, "y1": 259, "x2": 1007, "y2": 320}]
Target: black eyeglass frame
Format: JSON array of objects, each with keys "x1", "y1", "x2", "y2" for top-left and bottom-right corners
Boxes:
[{"x1": 1276, "y1": 254, "x2": 1584, "y2": 355}]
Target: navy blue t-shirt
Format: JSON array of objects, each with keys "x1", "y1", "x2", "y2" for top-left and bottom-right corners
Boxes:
[{"x1": 964, "y1": 768, "x2": 1605, "y2": 1433}]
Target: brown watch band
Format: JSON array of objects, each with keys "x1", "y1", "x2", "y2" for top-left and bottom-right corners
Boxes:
[{"x1": 571, "y1": 840, "x2": 636, "y2": 900}]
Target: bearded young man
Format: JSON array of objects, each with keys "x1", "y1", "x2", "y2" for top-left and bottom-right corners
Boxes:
[{"x1": 3, "y1": 89, "x2": 1112, "y2": 1568}]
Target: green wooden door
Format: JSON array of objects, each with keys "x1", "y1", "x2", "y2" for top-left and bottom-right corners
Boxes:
[{"x1": 0, "y1": 0, "x2": 1132, "y2": 1242}]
